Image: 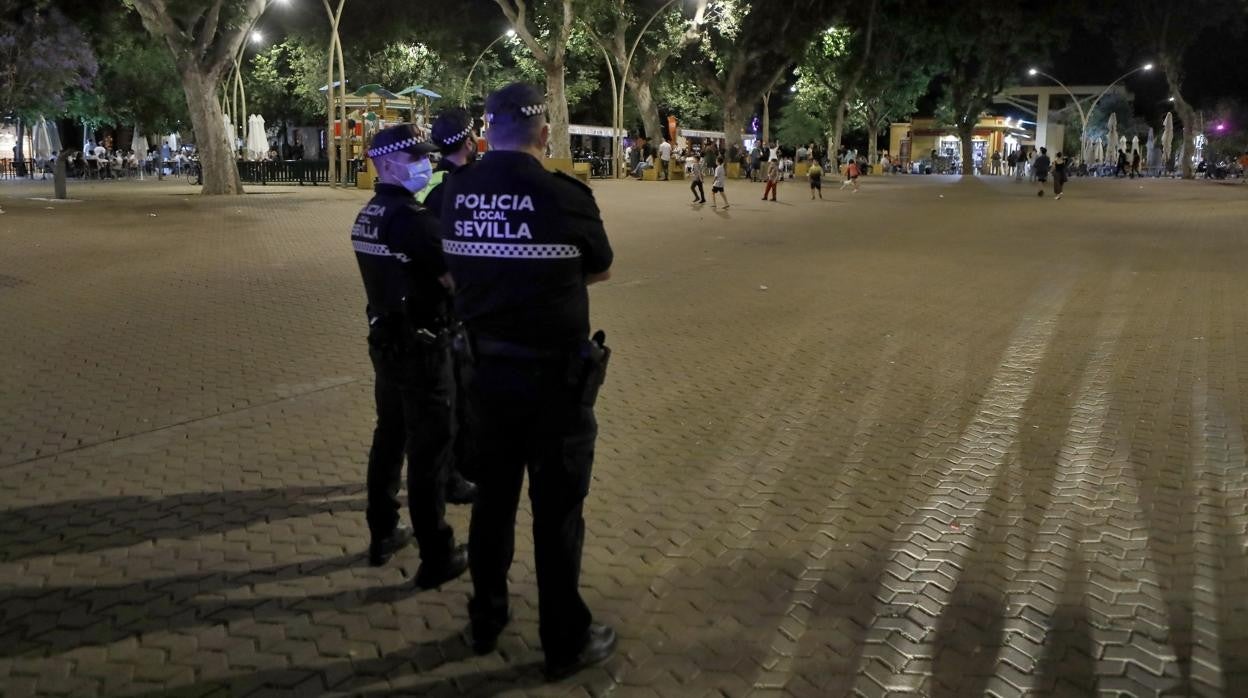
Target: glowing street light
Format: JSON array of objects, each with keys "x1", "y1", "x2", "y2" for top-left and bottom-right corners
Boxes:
[
  {"x1": 461, "y1": 28, "x2": 518, "y2": 107},
  {"x1": 251, "y1": 30, "x2": 264, "y2": 44},
  {"x1": 1027, "y1": 62, "x2": 1156, "y2": 163}
]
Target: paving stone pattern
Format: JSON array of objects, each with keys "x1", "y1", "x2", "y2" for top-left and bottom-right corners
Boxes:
[{"x1": 1, "y1": 176, "x2": 1247, "y2": 696}]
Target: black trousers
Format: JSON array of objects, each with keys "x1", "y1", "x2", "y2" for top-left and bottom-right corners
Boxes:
[
  {"x1": 366, "y1": 344, "x2": 455, "y2": 562},
  {"x1": 466, "y1": 355, "x2": 596, "y2": 663},
  {"x1": 690, "y1": 179, "x2": 705, "y2": 202}
]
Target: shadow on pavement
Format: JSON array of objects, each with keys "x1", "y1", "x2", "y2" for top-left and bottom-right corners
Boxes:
[{"x1": 0, "y1": 484, "x2": 365, "y2": 564}]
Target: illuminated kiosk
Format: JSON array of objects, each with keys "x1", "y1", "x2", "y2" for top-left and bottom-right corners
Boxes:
[{"x1": 889, "y1": 116, "x2": 1037, "y2": 173}]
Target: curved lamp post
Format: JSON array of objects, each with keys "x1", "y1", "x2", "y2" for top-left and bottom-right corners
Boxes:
[
  {"x1": 1027, "y1": 63, "x2": 1153, "y2": 164},
  {"x1": 614, "y1": 0, "x2": 685, "y2": 178},
  {"x1": 461, "y1": 29, "x2": 516, "y2": 108}
]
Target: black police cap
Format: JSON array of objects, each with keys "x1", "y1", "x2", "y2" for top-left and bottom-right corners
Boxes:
[
  {"x1": 484, "y1": 83, "x2": 547, "y2": 126},
  {"x1": 430, "y1": 109, "x2": 474, "y2": 151},
  {"x1": 366, "y1": 124, "x2": 438, "y2": 159}
]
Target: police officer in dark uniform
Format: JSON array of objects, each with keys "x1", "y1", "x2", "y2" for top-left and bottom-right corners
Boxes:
[
  {"x1": 417, "y1": 108, "x2": 480, "y2": 506},
  {"x1": 351, "y1": 124, "x2": 467, "y2": 589},
  {"x1": 439, "y1": 83, "x2": 617, "y2": 680}
]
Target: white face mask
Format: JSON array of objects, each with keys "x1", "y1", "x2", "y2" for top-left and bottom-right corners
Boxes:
[{"x1": 400, "y1": 158, "x2": 433, "y2": 193}]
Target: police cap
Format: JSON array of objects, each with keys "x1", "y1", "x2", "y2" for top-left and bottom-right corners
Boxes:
[
  {"x1": 430, "y1": 109, "x2": 475, "y2": 153},
  {"x1": 366, "y1": 124, "x2": 438, "y2": 160},
  {"x1": 484, "y1": 83, "x2": 547, "y2": 126}
]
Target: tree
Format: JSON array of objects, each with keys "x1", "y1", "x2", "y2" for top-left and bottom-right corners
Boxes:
[
  {"x1": 1115, "y1": 0, "x2": 1243, "y2": 178},
  {"x1": 931, "y1": 0, "x2": 1069, "y2": 176},
  {"x1": 494, "y1": 0, "x2": 578, "y2": 159},
  {"x1": 586, "y1": 0, "x2": 708, "y2": 142},
  {"x1": 129, "y1": 0, "x2": 270, "y2": 195},
  {"x1": 846, "y1": 9, "x2": 933, "y2": 164},
  {"x1": 71, "y1": 13, "x2": 186, "y2": 136},
  {"x1": 0, "y1": 4, "x2": 97, "y2": 176},
  {"x1": 696, "y1": 0, "x2": 838, "y2": 154}
]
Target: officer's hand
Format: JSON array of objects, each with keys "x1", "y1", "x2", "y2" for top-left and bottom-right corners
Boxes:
[
  {"x1": 439, "y1": 272, "x2": 456, "y2": 292},
  {"x1": 586, "y1": 271, "x2": 611, "y2": 285}
]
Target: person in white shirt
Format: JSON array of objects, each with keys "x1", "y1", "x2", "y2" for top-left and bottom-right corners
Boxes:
[
  {"x1": 658, "y1": 138, "x2": 672, "y2": 181},
  {"x1": 711, "y1": 155, "x2": 730, "y2": 209}
]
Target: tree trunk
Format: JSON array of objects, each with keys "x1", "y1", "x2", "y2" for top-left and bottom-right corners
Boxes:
[
  {"x1": 54, "y1": 150, "x2": 70, "y2": 199},
  {"x1": 867, "y1": 122, "x2": 879, "y2": 166},
  {"x1": 958, "y1": 120, "x2": 975, "y2": 177},
  {"x1": 722, "y1": 98, "x2": 745, "y2": 155},
  {"x1": 762, "y1": 91, "x2": 771, "y2": 145},
  {"x1": 829, "y1": 100, "x2": 847, "y2": 174},
  {"x1": 335, "y1": 32, "x2": 349, "y2": 185},
  {"x1": 14, "y1": 118, "x2": 26, "y2": 178},
  {"x1": 545, "y1": 63, "x2": 571, "y2": 159},
  {"x1": 181, "y1": 69, "x2": 243, "y2": 195},
  {"x1": 630, "y1": 77, "x2": 662, "y2": 142}
]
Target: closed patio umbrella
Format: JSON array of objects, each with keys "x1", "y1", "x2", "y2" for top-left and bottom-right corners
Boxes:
[
  {"x1": 1161, "y1": 112, "x2": 1174, "y2": 172},
  {"x1": 130, "y1": 126, "x2": 149, "y2": 179},
  {"x1": 1106, "y1": 114, "x2": 1119, "y2": 163}
]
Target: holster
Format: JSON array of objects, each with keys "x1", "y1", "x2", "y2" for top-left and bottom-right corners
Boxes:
[{"x1": 567, "y1": 330, "x2": 611, "y2": 408}]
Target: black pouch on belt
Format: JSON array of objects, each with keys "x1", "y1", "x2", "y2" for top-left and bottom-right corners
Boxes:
[{"x1": 567, "y1": 330, "x2": 611, "y2": 407}]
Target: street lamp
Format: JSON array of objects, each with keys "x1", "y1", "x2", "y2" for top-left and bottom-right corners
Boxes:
[
  {"x1": 251, "y1": 30, "x2": 264, "y2": 44},
  {"x1": 1027, "y1": 62, "x2": 1153, "y2": 163},
  {"x1": 461, "y1": 29, "x2": 516, "y2": 108},
  {"x1": 614, "y1": 0, "x2": 692, "y2": 177}
]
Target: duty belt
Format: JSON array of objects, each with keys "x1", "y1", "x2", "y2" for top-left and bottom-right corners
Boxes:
[{"x1": 473, "y1": 337, "x2": 566, "y2": 360}]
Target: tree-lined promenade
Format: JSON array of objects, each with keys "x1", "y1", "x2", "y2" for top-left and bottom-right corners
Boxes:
[{"x1": 2, "y1": 0, "x2": 1246, "y2": 194}]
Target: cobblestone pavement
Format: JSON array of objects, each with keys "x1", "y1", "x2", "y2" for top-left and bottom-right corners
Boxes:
[{"x1": 1, "y1": 174, "x2": 1247, "y2": 697}]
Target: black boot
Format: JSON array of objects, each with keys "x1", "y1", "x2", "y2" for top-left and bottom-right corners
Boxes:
[
  {"x1": 368, "y1": 524, "x2": 412, "y2": 567},
  {"x1": 445, "y1": 470, "x2": 478, "y2": 505},
  {"x1": 544, "y1": 623, "x2": 618, "y2": 681},
  {"x1": 414, "y1": 544, "x2": 469, "y2": 589}
]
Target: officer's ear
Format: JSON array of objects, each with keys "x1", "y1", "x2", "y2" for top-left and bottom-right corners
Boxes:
[{"x1": 538, "y1": 123, "x2": 550, "y2": 151}]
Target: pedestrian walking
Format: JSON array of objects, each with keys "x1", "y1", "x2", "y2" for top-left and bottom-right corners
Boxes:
[
  {"x1": 712, "y1": 156, "x2": 730, "y2": 208},
  {"x1": 1052, "y1": 151, "x2": 1068, "y2": 199},
  {"x1": 840, "y1": 158, "x2": 860, "y2": 192},
  {"x1": 659, "y1": 137, "x2": 672, "y2": 181},
  {"x1": 350, "y1": 124, "x2": 469, "y2": 587},
  {"x1": 1130, "y1": 149, "x2": 1141, "y2": 178},
  {"x1": 1033, "y1": 146, "x2": 1051, "y2": 196},
  {"x1": 748, "y1": 144, "x2": 761, "y2": 182},
  {"x1": 689, "y1": 156, "x2": 706, "y2": 204},
  {"x1": 1027, "y1": 149, "x2": 1037, "y2": 182},
  {"x1": 762, "y1": 158, "x2": 779, "y2": 201},
  {"x1": 991, "y1": 150, "x2": 1002, "y2": 175},
  {"x1": 439, "y1": 83, "x2": 617, "y2": 680},
  {"x1": 1007, "y1": 150, "x2": 1018, "y2": 177},
  {"x1": 808, "y1": 160, "x2": 823, "y2": 199},
  {"x1": 1115, "y1": 149, "x2": 1128, "y2": 178}
]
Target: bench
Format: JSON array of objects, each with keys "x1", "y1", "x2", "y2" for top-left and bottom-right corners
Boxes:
[{"x1": 572, "y1": 161, "x2": 591, "y2": 184}]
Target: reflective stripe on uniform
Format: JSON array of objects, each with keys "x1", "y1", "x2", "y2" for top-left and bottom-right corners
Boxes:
[
  {"x1": 353, "y1": 240, "x2": 410, "y2": 262},
  {"x1": 442, "y1": 240, "x2": 581, "y2": 259}
]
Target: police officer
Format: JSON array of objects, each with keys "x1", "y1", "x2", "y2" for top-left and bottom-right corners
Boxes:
[
  {"x1": 417, "y1": 108, "x2": 481, "y2": 506},
  {"x1": 351, "y1": 124, "x2": 467, "y2": 589},
  {"x1": 440, "y1": 83, "x2": 616, "y2": 680}
]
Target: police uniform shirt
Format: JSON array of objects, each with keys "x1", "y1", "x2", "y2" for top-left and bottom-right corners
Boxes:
[
  {"x1": 440, "y1": 150, "x2": 613, "y2": 348},
  {"x1": 351, "y1": 182, "x2": 448, "y2": 327}
]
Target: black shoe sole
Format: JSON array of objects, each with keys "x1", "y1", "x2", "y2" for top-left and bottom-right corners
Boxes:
[{"x1": 470, "y1": 613, "x2": 512, "y2": 655}]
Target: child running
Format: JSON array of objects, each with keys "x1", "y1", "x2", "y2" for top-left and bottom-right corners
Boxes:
[
  {"x1": 689, "y1": 157, "x2": 706, "y2": 204},
  {"x1": 712, "y1": 156, "x2": 729, "y2": 209},
  {"x1": 762, "y1": 158, "x2": 779, "y2": 201},
  {"x1": 808, "y1": 160, "x2": 824, "y2": 199},
  {"x1": 840, "y1": 158, "x2": 860, "y2": 192}
]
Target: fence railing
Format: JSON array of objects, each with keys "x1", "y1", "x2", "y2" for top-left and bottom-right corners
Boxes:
[{"x1": 237, "y1": 160, "x2": 360, "y2": 186}]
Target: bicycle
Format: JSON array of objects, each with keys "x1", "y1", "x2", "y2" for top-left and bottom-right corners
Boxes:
[{"x1": 184, "y1": 161, "x2": 201, "y2": 185}]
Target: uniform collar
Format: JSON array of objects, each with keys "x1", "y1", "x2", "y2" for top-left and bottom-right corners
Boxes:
[
  {"x1": 482, "y1": 150, "x2": 542, "y2": 168},
  {"x1": 373, "y1": 182, "x2": 414, "y2": 198}
]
